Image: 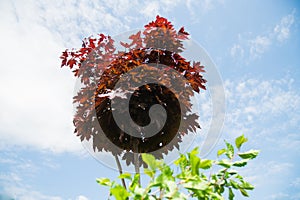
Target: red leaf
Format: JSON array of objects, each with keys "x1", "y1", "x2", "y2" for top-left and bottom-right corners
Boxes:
[
  {"x1": 129, "y1": 31, "x2": 141, "y2": 40},
  {"x1": 61, "y1": 59, "x2": 67, "y2": 67},
  {"x1": 178, "y1": 27, "x2": 189, "y2": 35},
  {"x1": 60, "y1": 50, "x2": 69, "y2": 67},
  {"x1": 67, "y1": 59, "x2": 76, "y2": 69},
  {"x1": 89, "y1": 38, "x2": 96, "y2": 49},
  {"x1": 79, "y1": 48, "x2": 90, "y2": 54},
  {"x1": 144, "y1": 15, "x2": 174, "y2": 30},
  {"x1": 73, "y1": 69, "x2": 79, "y2": 76},
  {"x1": 60, "y1": 51, "x2": 68, "y2": 59},
  {"x1": 120, "y1": 41, "x2": 131, "y2": 48},
  {"x1": 97, "y1": 34, "x2": 106, "y2": 45},
  {"x1": 192, "y1": 61, "x2": 205, "y2": 72}
]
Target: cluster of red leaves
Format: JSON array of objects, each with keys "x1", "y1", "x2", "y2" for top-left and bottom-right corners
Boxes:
[
  {"x1": 60, "y1": 34, "x2": 117, "y2": 84},
  {"x1": 60, "y1": 16, "x2": 206, "y2": 165},
  {"x1": 120, "y1": 16, "x2": 189, "y2": 52}
]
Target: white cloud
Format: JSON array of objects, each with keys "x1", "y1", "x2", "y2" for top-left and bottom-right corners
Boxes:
[
  {"x1": 223, "y1": 76, "x2": 300, "y2": 139},
  {"x1": 0, "y1": 1, "x2": 94, "y2": 153},
  {"x1": 35, "y1": 0, "x2": 130, "y2": 46},
  {"x1": 235, "y1": 160, "x2": 295, "y2": 200},
  {"x1": 269, "y1": 192, "x2": 300, "y2": 200},
  {"x1": 140, "y1": 2, "x2": 160, "y2": 17},
  {"x1": 270, "y1": 192, "x2": 290, "y2": 200},
  {"x1": 0, "y1": 173, "x2": 22, "y2": 183},
  {"x1": 277, "y1": 133, "x2": 300, "y2": 153},
  {"x1": 274, "y1": 11, "x2": 295, "y2": 42},
  {"x1": 0, "y1": 150, "x2": 92, "y2": 200},
  {"x1": 249, "y1": 36, "x2": 271, "y2": 59},
  {"x1": 1, "y1": 182, "x2": 90, "y2": 200},
  {"x1": 76, "y1": 195, "x2": 89, "y2": 200},
  {"x1": 186, "y1": 0, "x2": 222, "y2": 13},
  {"x1": 220, "y1": 76, "x2": 299, "y2": 198},
  {"x1": 138, "y1": 0, "x2": 183, "y2": 19},
  {"x1": 291, "y1": 177, "x2": 300, "y2": 188},
  {"x1": 4, "y1": 185, "x2": 63, "y2": 200},
  {"x1": 185, "y1": 0, "x2": 224, "y2": 22},
  {"x1": 0, "y1": 172, "x2": 63, "y2": 200},
  {"x1": 230, "y1": 11, "x2": 295, "y2": 61},
  {"x1": 230, "y1": 44, "x2": 244, "y2": 57}
]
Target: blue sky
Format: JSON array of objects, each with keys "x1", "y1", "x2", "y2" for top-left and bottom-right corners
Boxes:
[{"x1": 0, "y1": 0, "x2": 299, "y2": 199}]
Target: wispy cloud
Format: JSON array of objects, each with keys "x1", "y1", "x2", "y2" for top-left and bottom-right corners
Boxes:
[
  {"x1": 230, "y1": 44, "x2": 244, "y2": 58},
  {"x1": 219, "y1": 75, "x2": 300, "y2": 197},
  {"x1": 219, "y1": 75, "x2": 300, "y2": 185},
  {"x1": 235, "y1": 159, "x2": 296, "y2": 200},
  {"x1": 269, "y1": 192, "x2": 300, "y2": 200},
  {"x1": 186, "y1": 0, "x2": 224, "y2": 22},
  {"x1": 0, "y1": 150, "x2": 91, "y2": 200},
  {"x1": 0, "y1": 171, "x2": 63, "y2": 200},
  {"x1": 249, "y1": 36, "x2": 271, "y2": 59},
  {"x1": 274, "y1": 11, "x2": 295, "y2": 42},
  {"x1": 4, "y1": 185, "x2": 63, "y2": 200},
  {"x1": 291, "y1": 177, "x2": 300, "y2": 188},
  {"x1": 76, "y1": 195, "x2": 89, "y2": 200},
  {"x1": 230, "y1": 11, "x2": 296, "y2": 61},
  {"x1": 140, "y1": 1, "x2": 160, "y2": 17}
]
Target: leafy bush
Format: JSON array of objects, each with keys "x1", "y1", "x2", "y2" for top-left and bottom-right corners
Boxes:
[{"x1": 97, "y1": 135, "x2": 259, "y2": 200}]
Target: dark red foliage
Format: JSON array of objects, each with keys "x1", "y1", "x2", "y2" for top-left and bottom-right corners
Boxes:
[{"x1": 60, "y1": 16, "x2": 206, "y2": 166}]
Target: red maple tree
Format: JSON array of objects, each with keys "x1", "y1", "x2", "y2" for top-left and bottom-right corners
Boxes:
[{"x1": 60, "y1": 16, "x2": 206, "y2": 167}]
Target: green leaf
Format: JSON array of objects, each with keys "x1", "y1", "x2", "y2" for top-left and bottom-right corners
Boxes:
[
  {"x1": 239, "y1": 188, "x2": 249, "y2": 197},
  {"x1": 238, "y1": 150, "x2": 260, "y2": 159},
  {"x1": 162, "y1": 165, "x2": 173, "y2": 180},
  {"x1": 96, "y1": 137, "x2": 258, "y2": 200},
  {"x1": 133, "y1": 187, "x2": 145, "y2": 196},
  {"x1": 217, "y1": 159, "x2": 232, "y2": 168},
  {"x1": 235, "y1": 134, "x2": 248, "y2": 150},
  {"x1": 188, "y1": 147, "x2": 200, "y2": 175},
  {"x1": 229, "y1": 187, "x2": 235, "y2": 200},
  {"x1": 144, "y1": 168, "x2": 155, "y2": 178},
  {"x1": 110, "y1": 185, "x2": 130, "y2": 200},
  {"x1": 129, "y1": 174, "x2": 140, "y2": 191},
  {"x1": 225, "y1": 141, "x2": 234, "y2": 159},
  {"x1": 233, "y1": 159, "x2": 248, "y2": 167},
  {"x1": 210, "y1": 192, "x2": 224, "y2": 200},
  {"x1": 164, "y1": 180, "x2": 178, "y2": 198},
  {"x1": 118, "y1": 173, "x2": 132, "y2": 180},
  {"x1": 148, "y1": 181, "x2": 162, "y2": 189},
  {"x1": 235, "y1": 174, "x2": 243, "y2": 181},
  {"x1": 217, "y1": 149, "x2": 226, "y2": 157},
  {"x1": 183, "y1": 180, "x2": 208, "y2": 191},
  {"x1": 199, "y1": 159, "x2": 212, "y2": 169},
  {"x1": 227, "y1": 170, "x2": 238, "y2": 175},
  {"x1": 96, "y1": 178, "x2": 112, "y2": 187},
  {"x1": 240, "y1": 181, "x2": 255, "y2": 190},
  {"x1": 230, "y1": 180, "x2": 239, "y2": 189},
  {"x1": 174, "y1": 154, "x2": 188, "y2": 170},
  {"x1": 142, "y1": 153, "x2": 158, "y2": 170},
  {"x1": 155, "y1": 174, "x2": 166, "y2": 187}
]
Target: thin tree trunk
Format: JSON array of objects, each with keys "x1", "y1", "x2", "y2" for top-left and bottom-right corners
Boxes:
[
  {"x1": 133, "y1": 141, "x2": 141, "y2": 185},
  {"x1": 114, "y1": 154, "x2": 127, "y2": 189}
]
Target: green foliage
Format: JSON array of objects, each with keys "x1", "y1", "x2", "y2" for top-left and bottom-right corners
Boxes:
[
  {"x1": 97, "y1": 135, "x2": 259, "y2": 199},
  {"x1": 235, "y1": 135, "x2": 248, "y2": 151}
]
